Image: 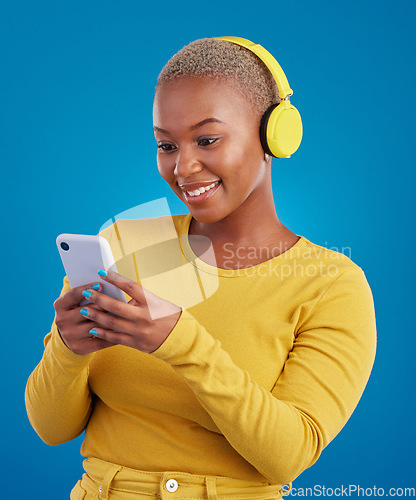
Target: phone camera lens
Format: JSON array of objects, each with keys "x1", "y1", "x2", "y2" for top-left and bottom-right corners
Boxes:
[{"x1": 60, "y1": 242, "x2": 70, "y2": 251}]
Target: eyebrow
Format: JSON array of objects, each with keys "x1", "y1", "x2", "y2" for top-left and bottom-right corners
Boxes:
[{"x1": 153, "y1": 118, "x2": 225, "y2": 134}]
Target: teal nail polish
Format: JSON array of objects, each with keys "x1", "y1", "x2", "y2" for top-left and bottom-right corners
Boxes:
[
  {"x1": 89, "y1": 329, "x2": 97, "y2": 336},
  {"x1": 92, "y1": 283, "x2": 100, "y2": 291},
  {"x1": 80, "y1": 308, "x2": 88, "y2": 316},
  {"x1": 82, "y1": 290, "x2": 91, "y2": 298},
  {"x1": 98, "y1": 269, "x2": 108, "y2": 277}
]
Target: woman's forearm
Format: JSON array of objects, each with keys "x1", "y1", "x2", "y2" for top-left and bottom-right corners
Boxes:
[
  {"x1": 151, "y1": 266, "x2": 377, "y2": 484},
  {"x1": 25, "y1": 277, "x2": 94, "y2": 445}
]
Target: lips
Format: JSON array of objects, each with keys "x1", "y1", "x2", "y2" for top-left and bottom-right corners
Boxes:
[
  {"x1": 180, "y1": 180, "x2": 222, "y2": 205},
  {"x1": 178, "y1": 180, "x2": 221, "y2": 191},
  {"x1": 185, "y1": 181, "x2": 220, "y2": 197}
]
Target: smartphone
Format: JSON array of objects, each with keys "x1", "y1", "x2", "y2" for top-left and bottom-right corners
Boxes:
[{"x1": 56, "y1": 233, "x2": 127, "y2": 306}]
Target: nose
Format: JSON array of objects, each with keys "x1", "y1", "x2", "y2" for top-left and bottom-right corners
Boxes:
[{"x1": 173, "y1": 146, "x2": 202, "y2": 178}]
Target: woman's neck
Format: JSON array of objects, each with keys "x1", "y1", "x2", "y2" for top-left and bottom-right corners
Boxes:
[{"x1": 188, "y1": 204, "x2": 299, "y2": 269}]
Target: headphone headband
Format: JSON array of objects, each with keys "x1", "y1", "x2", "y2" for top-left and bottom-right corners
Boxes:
[
  {"x1": 215, "y1": 36, "x2": 293, "y2": 101},
  {"x1": 214, "y1": 36, "x2": 303, "y2": 158}
]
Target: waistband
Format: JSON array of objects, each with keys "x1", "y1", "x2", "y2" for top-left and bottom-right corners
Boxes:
[{"x1": 82, "y1": 457, "x2": 292, "y2": 499}]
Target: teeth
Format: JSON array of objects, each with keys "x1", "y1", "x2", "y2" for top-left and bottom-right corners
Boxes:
[{"x1": 186, "y1": 181, "x2": 219, "y2": 197}]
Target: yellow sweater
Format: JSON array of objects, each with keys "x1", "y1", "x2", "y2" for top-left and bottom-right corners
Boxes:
[{"x1": 25, "y1": 214, "x2": 377, "y2": 486}]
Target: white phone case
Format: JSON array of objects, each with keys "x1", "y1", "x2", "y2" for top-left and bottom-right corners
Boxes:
[{"x1": 56, "y1": 234, "x2": 127, "y2": 306}]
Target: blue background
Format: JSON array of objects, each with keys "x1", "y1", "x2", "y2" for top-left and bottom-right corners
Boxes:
[{"x1": 1, "y1": 0, "x2": 415, "y2": 497}]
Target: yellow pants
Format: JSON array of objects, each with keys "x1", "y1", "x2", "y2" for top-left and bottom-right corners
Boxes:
[{"x1": 70, "y1": 457, "x2": 292, "y2": 499}]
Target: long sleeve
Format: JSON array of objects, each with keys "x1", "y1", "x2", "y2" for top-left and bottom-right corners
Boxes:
[
  {"x1": 150, "y1": 266, "x2": 377, "y2": 485},
  {"x1": 25, "y1": 275, "x2": 94, "y2": 445}
]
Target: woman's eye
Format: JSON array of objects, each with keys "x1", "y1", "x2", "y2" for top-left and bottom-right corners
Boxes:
[
  {"x1": 197, "y1": 137, "x2": 218, "y2": 147},
  {"x1": 157, "y1": 143, "x2": 177, "y2": 153}
]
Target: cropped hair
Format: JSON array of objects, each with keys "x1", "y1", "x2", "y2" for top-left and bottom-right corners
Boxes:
[{"x1": 156, "y1": 38, "x2": 280, "y2": 118}]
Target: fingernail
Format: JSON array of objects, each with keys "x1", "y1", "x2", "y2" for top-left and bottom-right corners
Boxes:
[
  {"x1": 80, "y1": 308, "x2": 89, "y2": 316},
  {"x1": 98, "y1": 269, "x2": 108, "y2": 277},
  {"x1": 89, "y1": 329, "x2": 97, "y2": 336},
  {"x1": 82, "y1": 290, "x2": 91, "y2": 298},
  {"x1": 92, "y1": 283, "x2": 100, "y2": 291}
]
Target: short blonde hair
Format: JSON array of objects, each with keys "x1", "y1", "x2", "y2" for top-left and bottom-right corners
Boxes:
[{"x1": 156, "y1": 38, "x2": 280, "y2": 118}]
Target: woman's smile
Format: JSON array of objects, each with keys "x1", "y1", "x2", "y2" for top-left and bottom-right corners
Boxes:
[{"x1": 180, "y1": 180, "x2": 222, "y2": 204}]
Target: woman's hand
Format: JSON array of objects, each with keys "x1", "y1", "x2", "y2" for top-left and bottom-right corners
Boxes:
[
  {"x1": 54, "y1": 282, "x2": 117, "y2": 355},
  {"x1": 77, "y1": 269, "x2": 182, "y2": 354}
]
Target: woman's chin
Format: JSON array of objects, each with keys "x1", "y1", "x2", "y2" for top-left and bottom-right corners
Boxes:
[{"x1": 188, "y1": 211, "x2": 221, "y2": 224}]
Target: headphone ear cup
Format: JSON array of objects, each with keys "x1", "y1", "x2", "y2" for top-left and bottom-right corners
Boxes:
[
  {"x1": 260, "y1": 102, "x2": 303, "y2": 158},
  {"x1": 260, "y1": 105, "x2": 277, "y2": 157}
]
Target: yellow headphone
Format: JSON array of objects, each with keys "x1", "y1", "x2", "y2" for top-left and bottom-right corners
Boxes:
[{"x1": 215, "y1": 36, "x2": 303, "y2": 158}]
